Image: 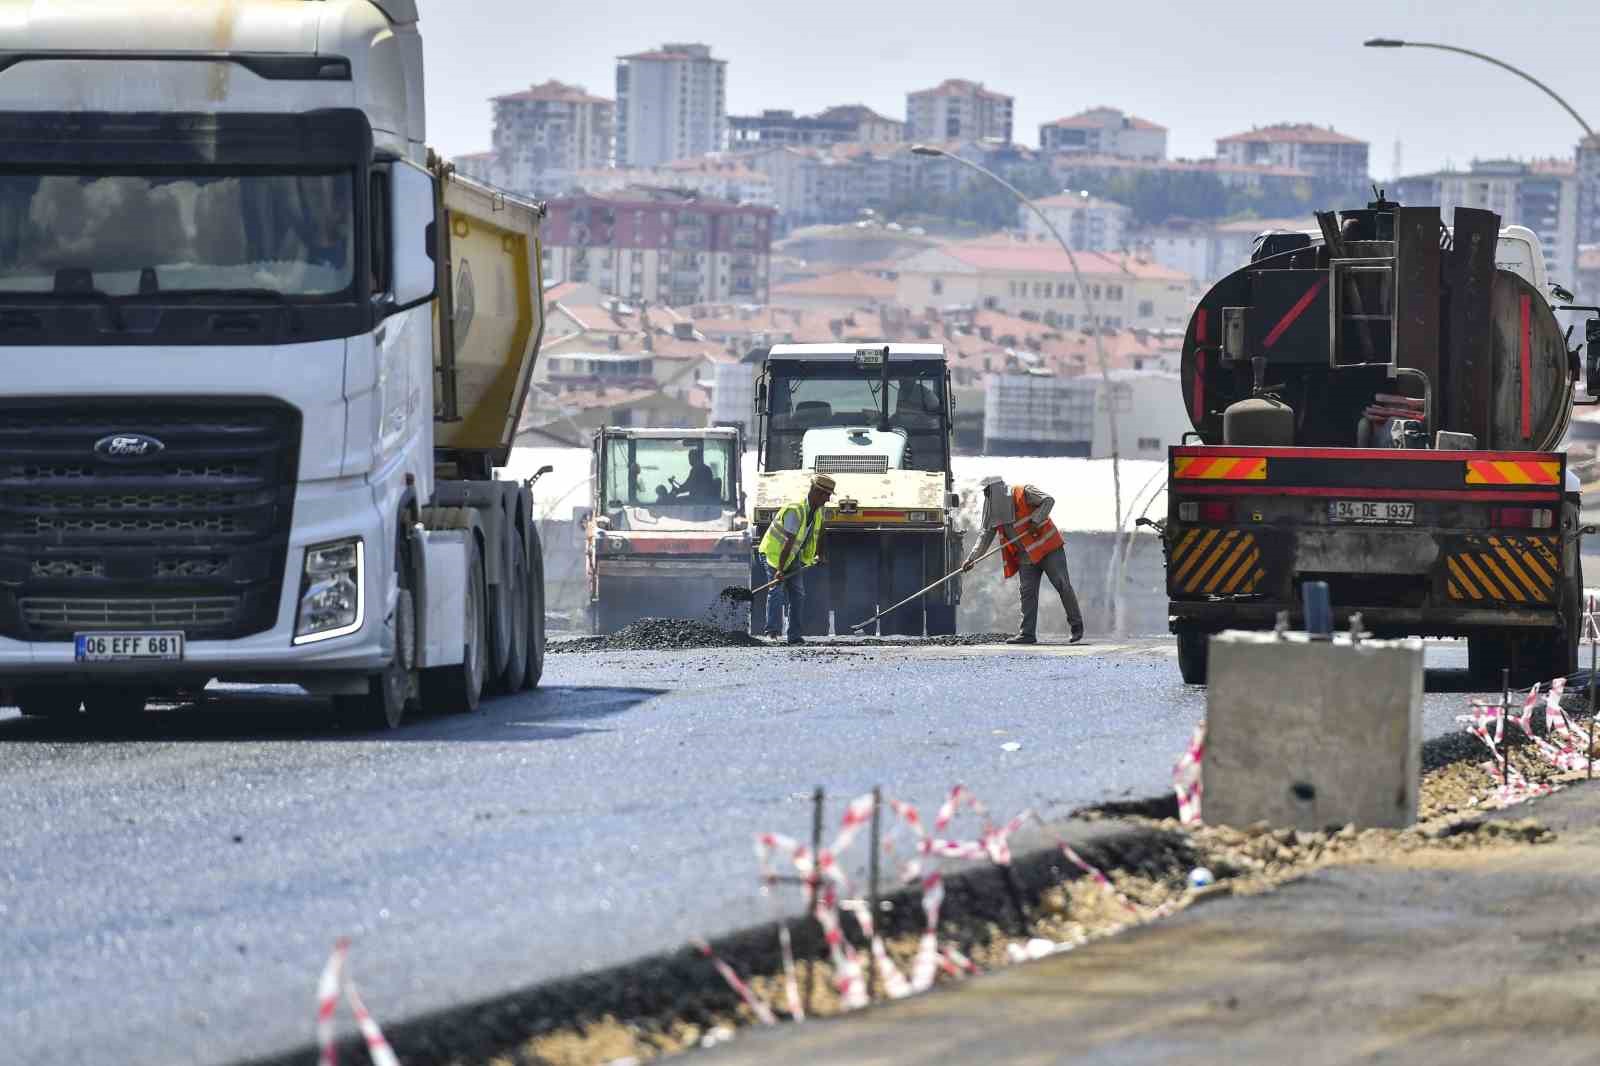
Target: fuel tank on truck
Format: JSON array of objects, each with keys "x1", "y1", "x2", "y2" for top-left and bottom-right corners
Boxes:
[{"x1": 1178, "y1": 203, "x2": 1575, "y2": 452}]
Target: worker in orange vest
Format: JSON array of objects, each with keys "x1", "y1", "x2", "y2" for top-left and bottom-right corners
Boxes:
[{"x1": 962, "y1": 476, "x2": 1084, "y2": 645}]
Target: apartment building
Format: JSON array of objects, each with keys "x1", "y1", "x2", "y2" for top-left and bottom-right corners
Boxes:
[
  {"x1": 906, "y1": 79, "x2": 1013, "y2": 145},
  {"x1": 616, "y1": 43, "x2": 727, "y2": 168},
  {"x1": 728, "y1": 104, "x2": 904, "y2": 151},
  {"x1": 490, "y1": 79, "x2": 613, "y2": 177},
  {"x1": 541, "y1": 193, "x2": 775, "y2": 306},
  {"x1": 1039, "y1": 108, "x2": 1166, "y2": 161},
  {"x1": 894, "y1": 239, "x2": 1193, "y2": 329},
  {"x1": 1395, "y1": 158, "x2": 1579, "y2": 291},
  {"x1": 1215, "y1": 123, "x2": 1369, "y2": 186},
  {"x1": 1132, "y1": 216, "x2": 1314, "y2": 286},
  {"x1": 1023, "y1": 192, "x2": 1132, "y2": 252}
]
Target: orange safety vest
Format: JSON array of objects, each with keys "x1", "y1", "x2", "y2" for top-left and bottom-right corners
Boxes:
[{"x1": 1001, "y1": 485, "x2": 1066, "y2": 579}]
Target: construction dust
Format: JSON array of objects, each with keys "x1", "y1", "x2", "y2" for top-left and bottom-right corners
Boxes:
[{"x1": 550, "y1": 618, "x2": 764, "y2": 654}]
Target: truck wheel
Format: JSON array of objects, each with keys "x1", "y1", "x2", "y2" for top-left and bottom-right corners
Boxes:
[
  {"x1": 524, "y1": 530, "x2": 546, "y2": 690},
  {"x1": 82, "y1": 687, "x2": 150, "y2": 718},
  {"x1": 497, "y1": 535, "x2": 530, "y2": 693},
  {"x1": 336, "y1": 587, "x2": 415, "y2": 731},
  {"x1": 1176, "y1": 628, "x2": 1209, "y2": 685},
  {"x1": 421, "y1": 537, "x2": 487, "y2": 714},
  {"x1": 16, "y1": 687, "x2": 81, "y2": 719}
]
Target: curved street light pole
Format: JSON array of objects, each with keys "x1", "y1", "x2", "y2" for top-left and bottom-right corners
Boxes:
[
  {"x1": 1364, "y1": 38, "x2": 1594, "y2": 139},
  {"x1": 910, "y1": 144, "x2": 1127, "y2": 634}
]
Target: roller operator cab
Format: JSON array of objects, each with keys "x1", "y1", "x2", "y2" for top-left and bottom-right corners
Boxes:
[
  {"x1": 1167, "y1": 195, "x2": 1600, "y2": 686},
  {"x1": 586, "y1": 426, "x2": 752, "y2": 633},
  {"x1": 752, "y1": 343, "x2": 965, "y2": 636},
  {"x1": 0, "y1": 1, "x2": 550, "y2": 728}
]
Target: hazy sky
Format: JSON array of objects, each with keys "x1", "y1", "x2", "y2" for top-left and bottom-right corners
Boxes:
[{"x1": 419, "y1": 0, "x2": 1600, "y2": 180}]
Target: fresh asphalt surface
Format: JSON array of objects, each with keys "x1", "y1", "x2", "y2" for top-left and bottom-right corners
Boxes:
[{"x1": 0, "y1": 636, "x2": 1501, "y2": 1066}]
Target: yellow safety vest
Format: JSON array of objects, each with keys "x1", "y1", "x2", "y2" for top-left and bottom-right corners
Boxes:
[{"x1": 760, "y1": 500, "x2": 823, "y2": 571}]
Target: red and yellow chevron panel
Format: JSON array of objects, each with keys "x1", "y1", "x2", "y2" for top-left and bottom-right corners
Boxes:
[
  {"x1": 1168, "y1": 529, "x2": 1265, "y2": 596},
  {"x1": 1172, "y1": 456, "x2": 1267, "y2": 481},
  {"x1": 1464, "y1": 459, "x2": 1561, "y2": 486},
  {"x1": 1444, "y1": 535, "x2": 1560, "y2": 605}
]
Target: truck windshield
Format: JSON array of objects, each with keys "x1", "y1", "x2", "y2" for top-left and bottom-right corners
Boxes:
[
  {"x1": 765, "y1": 365, "x2": 947, "y2": 472},
  {"x1": 605, "y1": 436, "x2": 738, "y2": 509},
  {"x1": 0, "y1": 171, "x2": 355, "y2": 298}
]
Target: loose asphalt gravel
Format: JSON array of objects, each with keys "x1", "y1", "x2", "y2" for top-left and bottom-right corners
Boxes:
[{"x1": 0, "y1": 637, "x2": 1499, "y2": 1066}]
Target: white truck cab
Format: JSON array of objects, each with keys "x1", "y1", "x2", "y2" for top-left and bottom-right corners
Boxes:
[{"x1": 0, "y1": 2, "x2": 547, "y2": 726}]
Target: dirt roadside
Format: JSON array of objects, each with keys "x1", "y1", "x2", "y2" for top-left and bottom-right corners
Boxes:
[{"x1": 694, "y1": 781, "x2": 1600, "y2": 1066}]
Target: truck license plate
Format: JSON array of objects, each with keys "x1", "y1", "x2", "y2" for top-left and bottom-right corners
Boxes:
[
  {"x1": 1329, "y1": 500, "x2": 1415, "y2": 525},
  {"x1": 74, "y1": 632, "x2": 184, "y2": 663}
]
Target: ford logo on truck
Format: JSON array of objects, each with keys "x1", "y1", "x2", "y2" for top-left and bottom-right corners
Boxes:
[{"x1": 94, "y1": 434, "x2": 166, "y2": 461}]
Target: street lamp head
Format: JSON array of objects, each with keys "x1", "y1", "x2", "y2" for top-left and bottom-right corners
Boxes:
[
  {"x1": 909, "y1": 144, "x2": 944, "y2": 158},
  {"x1": 1364, "y1": 38, "x2": 1406, "y2": 48}
]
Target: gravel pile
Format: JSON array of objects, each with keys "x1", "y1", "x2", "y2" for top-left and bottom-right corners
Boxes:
[
  {"x1": 550, "y1": 618, "x2": 764, "y2": 654},
  {"x1": 855, "y1": 632, "x2": 1016, "y2": 647}
]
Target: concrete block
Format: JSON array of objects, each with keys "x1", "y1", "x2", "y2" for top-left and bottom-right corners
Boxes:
[{"x1": 1203, "y1": 630, "x2": 1424, "y2": 830}]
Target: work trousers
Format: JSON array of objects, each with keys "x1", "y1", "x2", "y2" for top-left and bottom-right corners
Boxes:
[
  {"x1": 762, "y1": 559, "x2": 807, "y2": 642},
  {"x1": 1018, "y1": 546, "x2": 1084, "y2": 639}
]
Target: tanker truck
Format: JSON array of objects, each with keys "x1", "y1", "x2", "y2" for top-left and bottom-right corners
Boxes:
[
  {"x1": 1164, "y1": 195, "x2": 1600, "y2": 685},
  {"x1": 0, "y1": 1, "x2": 548, "y2": 728}
]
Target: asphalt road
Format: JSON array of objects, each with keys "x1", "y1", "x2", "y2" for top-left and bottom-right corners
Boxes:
[{"x1": 0, "y1": 637, "x2": 1501, "y2": 1066}]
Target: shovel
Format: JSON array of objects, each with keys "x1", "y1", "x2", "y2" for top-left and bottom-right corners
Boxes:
[
  {"x1": 720, "y1": 559, "x2": 824, "y2": 604},
  {"x1": 849, "y1": 533, "x2": 1026, "y2": 632}
]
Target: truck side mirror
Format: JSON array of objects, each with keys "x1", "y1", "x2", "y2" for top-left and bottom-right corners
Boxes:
[{"x1": 390, "y1": 160, "x2": 438, "y2": 310}]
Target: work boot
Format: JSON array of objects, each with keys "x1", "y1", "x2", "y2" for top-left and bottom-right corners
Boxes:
[
  {"x1": 787, "y1": 634, "x2": 806, "y2": 646},
  {"x1": 1068, "y1": 630, "x2": 1085, "y2": 645},
  {"x1": 1006, "y1": 633, "x2": 1037, "y2": 645}
]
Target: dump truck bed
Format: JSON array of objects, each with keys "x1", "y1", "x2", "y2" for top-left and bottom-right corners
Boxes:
[{"x1": 431, "y1": 165, "x2": 545, "y2": 467}]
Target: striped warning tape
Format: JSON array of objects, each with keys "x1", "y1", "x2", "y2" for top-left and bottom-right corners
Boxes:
[
  {"x1": 692, "y1": 939, "x2": 778, "y2": 1026},
  {"x1": 1586, "y1": 595, "x2": 1600, "y2": 644},
  {"x1": 1444, "y1": 536, "x2": 1560, "y2": 605},
  {"x1": 1168, "y1": 529, "x2": 1265, "y2": 597},
  {"x1": 315, "y1": 939, "x2": 400, "y2": 1066},
  {"x1": 1464, "y1": 458, "x2": 1562, "y2": 485},
  {"x1": 1172, "y1": 455, "x2": 1268, "y2": 481},
  {"x1": 1456, "y1": 689, "x2": 1561, "y2": 808},
  {"x1": 1172, "y1": 722, "x2": 1206, "y2": 825}
]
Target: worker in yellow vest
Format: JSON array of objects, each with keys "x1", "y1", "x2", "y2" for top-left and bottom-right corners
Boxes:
[
  {"x1": 962, "y1": 476, "x2": 1083, "y2": 645},
  {"x1": 758, "y1": 473, "x2": 836, "y2": 644}
]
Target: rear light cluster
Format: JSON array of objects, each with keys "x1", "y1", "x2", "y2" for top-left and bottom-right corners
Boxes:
[
  {"x1": 1491, "y1": 507, "x2": 1554, "y2": 529},
  {"x1": 1178, "y1": 501, "x2": 1235, "y2": 524}
]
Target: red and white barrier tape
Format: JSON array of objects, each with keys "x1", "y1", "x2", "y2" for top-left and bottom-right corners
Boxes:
[
  {"x1": 692, "y1": 939, "x2": 778, "y2": 1026},
  {"x1": 1172, "y1": 721, "x2": 1206, "y2": 825},
  {"x1": 315, "y1": 939, "x2": 400, "y2": 1066},
  {"x1": 1585, "y1": 595, "x2": 1600, "y2": 644},
  {"x1": 1458, "y1": 691, "x2": 1558, "y2": 807}
]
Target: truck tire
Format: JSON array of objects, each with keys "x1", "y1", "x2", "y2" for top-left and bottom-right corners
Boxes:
[
  {"x1": 335, "y1": 586, "x2": 416, "y2": 731},
  {"x1": 1176, "y1": 628, "x2": 1209, "y2": 685},
  {"x1": 524, "y1": 529, "x2": 546, "y2": 690},
  {"x1": 421, "y1": 536, "x2": 487, "y2": 714},
  {"x1": 16, "y1": 687, "x2": 81, "y2": 719},
  {"x1": 497, "y1": 535, "x2": 530, "y2": 693}
]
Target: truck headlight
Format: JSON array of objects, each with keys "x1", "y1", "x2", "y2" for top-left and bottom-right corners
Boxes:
[{"x1": 293, "y1": 538, "x2": 364, "y2": 645}]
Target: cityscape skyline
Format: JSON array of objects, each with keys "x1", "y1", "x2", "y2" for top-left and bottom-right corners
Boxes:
[{"x1": 418, "y1": 0, "x2": 1600, "y2": 179}]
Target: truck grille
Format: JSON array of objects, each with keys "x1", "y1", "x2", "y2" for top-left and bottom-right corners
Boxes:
[
  {"x1": 21, "y1": 597, "x2": 241, "y2": 631},
  {"x1": 815, "y1": 455, "x2": 890, "y2": 475},
  {"x1": 0, "y1": 400, "x2": 300, "y2": 640}
]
